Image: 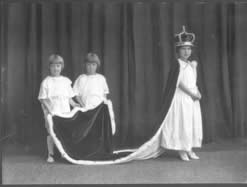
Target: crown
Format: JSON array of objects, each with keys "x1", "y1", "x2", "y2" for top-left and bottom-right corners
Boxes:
[{"x1": 174, "y1": 26, "x2": 195, "y2": 47}]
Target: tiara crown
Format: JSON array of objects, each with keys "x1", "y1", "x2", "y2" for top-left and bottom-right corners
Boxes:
[{"x1": 174, "y1": 26, "x2": 195, "y2": 47}]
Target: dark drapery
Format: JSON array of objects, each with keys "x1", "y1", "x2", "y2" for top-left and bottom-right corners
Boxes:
[
  {"x1": 1, "y1": 0, "x2": 247, "y2": 148},
  {"x1": 52, "y1": 103, "x2": 122, "y2": 161}
]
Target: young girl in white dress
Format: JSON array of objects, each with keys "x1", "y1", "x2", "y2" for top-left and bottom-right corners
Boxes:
[
  {"x1": 73, "y1": 53, "x2": 109, "y2": 110},
  {"x1": 161, "y1": 26, "x2": 203, "y2": 161},
  {"x1": 38, "y1": 54, "x2": 79, "y2": 163},
  {"x1": 73, "y1": 53, "x2": 115, "y2": 134}
]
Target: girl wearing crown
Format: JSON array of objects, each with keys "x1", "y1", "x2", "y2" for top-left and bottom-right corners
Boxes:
[{"x1": 160, "y1": 26, "x2": 203, "y2": 161}]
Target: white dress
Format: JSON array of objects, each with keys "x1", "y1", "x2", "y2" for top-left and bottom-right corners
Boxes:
[
  {"x1": 160, "y1": 59, "x2": 203, "y2": 151},
  {"x1": 38, "y1": 76, "x2": 75, "y2": 129},
  {"x1": 73, "y1": 73, "x2": 109, "y2": 110}
]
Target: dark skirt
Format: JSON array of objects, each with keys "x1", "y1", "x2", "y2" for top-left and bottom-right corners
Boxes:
[{"x1": 52, "y1": 103, "x2": 131, "y2": 161}]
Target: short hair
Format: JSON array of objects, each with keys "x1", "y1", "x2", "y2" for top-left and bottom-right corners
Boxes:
[
  {"x1": 48, "y1": 54, "x2": 64, "y2": 69},
  {"x1": 84, "y1": 53, "x2": 101, "y2": 67}
]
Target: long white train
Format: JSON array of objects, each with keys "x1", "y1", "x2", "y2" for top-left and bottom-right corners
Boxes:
[{"x1": 46, "y1": 99, "x2": 174, "y2": 165}]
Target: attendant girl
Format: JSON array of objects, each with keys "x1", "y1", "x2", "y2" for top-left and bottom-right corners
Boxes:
[
  {"x1": 73, "y1": 53, "x2": 109, "y2": 110},
  {"x1": 38, "y1": 54, "x2": 79, "y2": 163},
  {"x1": 73, "y1": 52, "x2": 115, "y2": 134}
]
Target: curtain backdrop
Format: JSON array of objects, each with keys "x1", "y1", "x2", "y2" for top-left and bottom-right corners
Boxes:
[{"x1": 1, "y1": 0, "x2": 247, "y2": 147}]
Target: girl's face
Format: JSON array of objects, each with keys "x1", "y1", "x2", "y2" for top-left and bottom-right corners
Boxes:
[
  {"x1": 178, "y1": 46, "x2": 192, "y2": 61},
  {"x1": 86, "y1": 62, "x2": 97, "y2": 75},
  {"x1": 50, "y1": 63, "x2": 62, "y2": 77}
]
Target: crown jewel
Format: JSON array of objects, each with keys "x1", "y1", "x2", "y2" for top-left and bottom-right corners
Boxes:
[{"x1": 174, "y1": 26, "x2": 195, "y2": 47}]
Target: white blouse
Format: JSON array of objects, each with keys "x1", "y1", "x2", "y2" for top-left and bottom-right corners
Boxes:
[
  {"x1": 73, "y1": 73, "x2": 109, "y2": 110},
  {"x1": 38, "y1": 76, "x2": 75, "y2": 115}
]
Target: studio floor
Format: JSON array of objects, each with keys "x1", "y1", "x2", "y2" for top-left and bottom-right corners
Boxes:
[{"x1": 2, "y1": 138, "x2": 247, "y2": 184}]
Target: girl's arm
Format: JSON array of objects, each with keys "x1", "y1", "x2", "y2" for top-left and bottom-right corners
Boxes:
[
  {"x1": 69, "y1": 98, "x2": 81, "y2": 108},
  {"x1": 197, "y1": 89, "x2": 202, "y2": 99},
  {"x1": 40, "y1": 99, "x2": 53, "y2": 114},
  {"x1": 104, "y1": 94, "x2": 108, "y2": 100},
  {"x1": 178, "y1": 82, "x2": 201, "y2": 100},
  {"x1": 75, "y1": 96, "x2": 85, "y2": 107}
]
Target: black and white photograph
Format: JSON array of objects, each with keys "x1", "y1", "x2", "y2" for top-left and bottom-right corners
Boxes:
[{"x1": 0, "y1": 0, "x2": 246, "y2": 184}]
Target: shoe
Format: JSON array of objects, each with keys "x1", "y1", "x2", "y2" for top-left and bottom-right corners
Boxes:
[
  {"x1": 179, "y1": 151, "x2": 190, "y2": 161},
  {"x1": 47, "y1": 155, "x2": 54, "y2": 163},
  {"x1": 187, "y1": 151, "x2": 200, "y2": 160}
]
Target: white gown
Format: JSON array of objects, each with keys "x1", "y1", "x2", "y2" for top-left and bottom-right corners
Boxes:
[{"x1": 160, "y1": 59, "x2": 203, "y2": 151}]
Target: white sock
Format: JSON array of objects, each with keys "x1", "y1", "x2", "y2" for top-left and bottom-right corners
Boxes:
[{"x1": 47, "y1": 135, "x2": 54, "y2": 156}]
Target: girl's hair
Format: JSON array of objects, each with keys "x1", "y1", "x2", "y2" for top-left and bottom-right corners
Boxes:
[
  {"x1": 48, "y1": 54, "x2": 64, "y2": 69},
  {"x1": 175, "y1": 45, "x2": 193, "y2": 54},
  {"x1": 84, "y1": 53, "x2": 101, "y2": 67}
]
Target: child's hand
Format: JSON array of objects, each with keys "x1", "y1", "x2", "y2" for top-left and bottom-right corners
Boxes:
[
  {"x1": 191, "y1": 60, "x2": 198, "y2": 68},
  {"x1": 49, "y1": 111, "x2": 55, "y2": 116},
  {"x1": 69, "y1": 98, "x2": 81, "y2": 108},
  {"x1": 79, "y1": 102, "x2": 85, "y2": 108},
  {"x1": 197, "y1": 91, "x2": 202, "y2": 100},
  {"x1": 191, "y1": 94, "x2": 199, "y2": 101},
  {"x1": 73, "y1": 103, "x2": 81, "y2": 108},
  {"x1": 191, "y1": 92, "x2": 201, "y2": 101}
]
